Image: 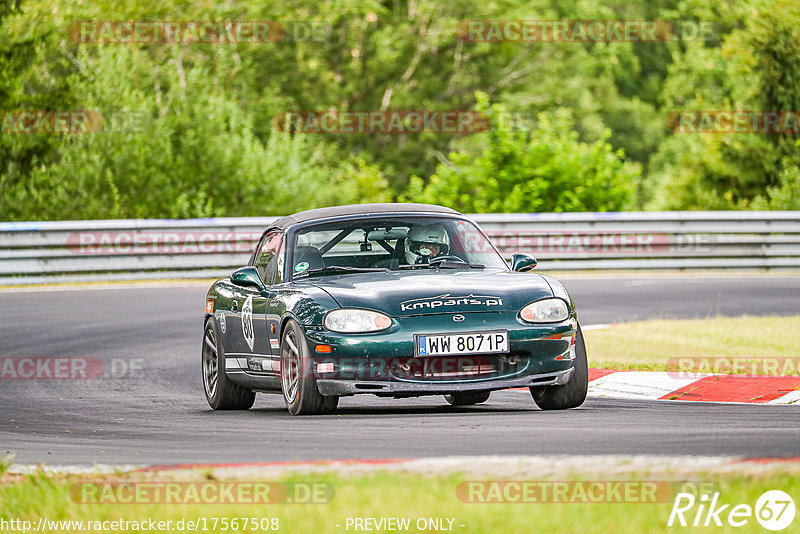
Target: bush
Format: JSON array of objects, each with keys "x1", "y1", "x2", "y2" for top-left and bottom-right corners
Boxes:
[
  {"x1": 402, "y1": 94, "x2": 638, "y2": 213},
  {"x1": 0, "y1": 46, "x2": 391, "y2": 220}
]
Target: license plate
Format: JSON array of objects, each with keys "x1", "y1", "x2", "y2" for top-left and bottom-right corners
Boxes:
[{"x1": 415, "y1": 331, "x2": 509, "y2": 357}]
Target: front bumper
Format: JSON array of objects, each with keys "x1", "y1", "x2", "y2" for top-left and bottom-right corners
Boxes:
[
  {"x1": 306, "y1": 311, "x2": 577, "y2": 396},
  {"x1": 226, "y1": 311, "x2": 578, "y2": 396},
  {"x1": 317, "y1": 367, "x2": 573, "y2": 396}
]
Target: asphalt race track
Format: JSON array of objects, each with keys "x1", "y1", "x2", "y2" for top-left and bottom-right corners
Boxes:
[{"x1": 1, "y1": 275, "x2": 799, "y2": 465}]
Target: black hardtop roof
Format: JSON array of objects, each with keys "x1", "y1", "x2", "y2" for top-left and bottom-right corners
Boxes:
[{"x1": 270, "y1": 203, "x2": 461, "y2": 230}]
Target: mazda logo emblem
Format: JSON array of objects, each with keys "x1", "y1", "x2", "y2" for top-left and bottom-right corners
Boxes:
[{"x1": 453, "y1": 314, "x2": 465, "y2": 322}]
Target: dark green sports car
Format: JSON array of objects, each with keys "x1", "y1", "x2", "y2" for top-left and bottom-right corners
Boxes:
[{"x1": 202, "y1": 203, "x2": 587, "y2": 415}]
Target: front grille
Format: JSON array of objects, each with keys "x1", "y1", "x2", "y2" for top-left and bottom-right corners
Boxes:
[{"x1": 388, "y1": 355, "x2": 526, "y2": 381}]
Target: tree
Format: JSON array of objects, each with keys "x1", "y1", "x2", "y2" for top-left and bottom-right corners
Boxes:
[
  {"x1": 402, "y1": 94, "x2": 638, "y2": 213},
  {"x1": 647, "y1": 0, "x2": 800, "y2": 209}
]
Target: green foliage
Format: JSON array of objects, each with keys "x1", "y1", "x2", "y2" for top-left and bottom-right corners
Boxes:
[
  {"x1": 749, "y1": 3, "x2": 800, "y2": 125},
  {"x1": 760, "y1": 165, "x2": 800, "y2": 209},
  {"x1": 753, "y1": 151, "x2": 800, "y2": 209},
  {"x1": 0, "y1": 42, "x2": 391, "y2": 219},
  {"x1": 648, "y1": 0, "x2": 800, "y2": 209},
  {"x1": 402, "y1": 95, "x2": 638, "y2": 213},
  {"x1": 0, "y1": 455, "x2": 11, "y2": 476}
]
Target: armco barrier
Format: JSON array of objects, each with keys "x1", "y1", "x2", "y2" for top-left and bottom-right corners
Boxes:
[{"x1": 0, "y1": 211, "x2": 798, "y2": 284}]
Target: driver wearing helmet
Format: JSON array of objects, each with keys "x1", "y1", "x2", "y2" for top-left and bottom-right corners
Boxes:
[{"x1": 405, "y1": 224, "x2": 450, "y2": 264}]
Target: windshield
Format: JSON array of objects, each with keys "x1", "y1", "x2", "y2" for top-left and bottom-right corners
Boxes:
[{"x1": 290, "y1": 216, "x2": 508, "y2": 279}]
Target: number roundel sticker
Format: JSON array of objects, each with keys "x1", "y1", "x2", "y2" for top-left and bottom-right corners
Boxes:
[
  {"x1": 756, "y1": 490, "x2": 796, "y2": 531},
  {"x1": 295, "y1": 261, "x2": 309, "y2": 272},
  {"x1": 241, "y1": 295, "x2": 254, "y2": 351}
]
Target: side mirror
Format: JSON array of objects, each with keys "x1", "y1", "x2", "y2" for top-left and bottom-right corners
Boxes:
[
  {"x1": 512, "y1": 253, "x2": 537, "y2": 272},
  {"x1": 230, "y1": 266, "x2": 266, "y2": 291}
]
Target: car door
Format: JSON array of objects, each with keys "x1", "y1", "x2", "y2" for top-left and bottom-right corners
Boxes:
[{"x1": 247, "y1": 230, "x2": 285, "y2": 375}]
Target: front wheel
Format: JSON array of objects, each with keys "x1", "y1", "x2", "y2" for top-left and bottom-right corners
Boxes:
[
  {"x1": 202, "y1": 318, "x2": 256, "y2": 410},
  {"x1": 444, "y1": 391, "x2": 491, "y2": 406},
  {"x1": 530, "y1": 323, "x2": 588, "y2": 410},
  {"x1": 280, "y1": 320, "x2": 338, "y2": 415}
]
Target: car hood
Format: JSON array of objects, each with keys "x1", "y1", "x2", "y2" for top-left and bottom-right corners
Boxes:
[{"x1": 307, "y1": 269, "x2": 557, "y2": 316}]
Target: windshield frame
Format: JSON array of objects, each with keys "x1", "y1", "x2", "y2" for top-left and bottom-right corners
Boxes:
[{"x1": 284, "y1": 213, "x2": 508, "y2": 282}]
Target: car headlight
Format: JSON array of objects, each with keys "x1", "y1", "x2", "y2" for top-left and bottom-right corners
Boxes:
[
  {"x1": 520, "y1": 298, "x2": 569, "y2": 323},
  {"x1": 324, "y1": 309, "x2": 393, "y2": 333}
]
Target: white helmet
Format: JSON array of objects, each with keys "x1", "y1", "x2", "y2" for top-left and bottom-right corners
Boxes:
[{"x1": 405, "y1": 224, "x2": 450, "y2": 264}]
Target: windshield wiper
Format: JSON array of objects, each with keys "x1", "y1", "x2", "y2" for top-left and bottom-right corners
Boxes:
[
  {"x1": 294, "y1": 265, "x2": 390, "y2": 279},
  {"x1": 399, "y1": 261, "x2": 485, "y2": 270}
]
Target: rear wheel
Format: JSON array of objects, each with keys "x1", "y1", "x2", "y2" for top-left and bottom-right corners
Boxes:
[
  {"x1": 444, "y1": 391, "x2": 491, "y2": 406},
  {"x1": 202, "y1": 318, "x2": 256, "y2": 410},
  {"x1": 280, "y1": 320, "x2": 338, "y2": 415},
  {"x1": 531, "y1": 324, "x2": 588, "y2": 410}
]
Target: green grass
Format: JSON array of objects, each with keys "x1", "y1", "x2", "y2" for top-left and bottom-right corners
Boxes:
[
  {"x1": 2, "y1": 470, "x2": 799, "y2": 533},
  {"x1": 583, "y1": 315, "x2": 800, "y2": 373},
  {"x1": 0, "y1": 457, "x2": 11, "y2": 478}
]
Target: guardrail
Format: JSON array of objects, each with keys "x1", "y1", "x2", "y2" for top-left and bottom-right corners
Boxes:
[{"x1": 0, "y1": 211, "x2": 798, "y2": 284}]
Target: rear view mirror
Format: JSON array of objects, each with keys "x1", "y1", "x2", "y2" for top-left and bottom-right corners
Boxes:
[
  {"x1": 367, "y1": 228, "x2": 409, "y2": 241},
  {"x1": 512, "y1": 253, "x2": 537, "y2": 272},
  {"x1": 230, "y1": 266, "x2": 266, "y2": 291}
]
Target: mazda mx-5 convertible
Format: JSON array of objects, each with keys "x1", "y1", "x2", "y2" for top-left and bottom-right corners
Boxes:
[{"x1": 202, "y1": 203, "x2": 587, "y2": 415}]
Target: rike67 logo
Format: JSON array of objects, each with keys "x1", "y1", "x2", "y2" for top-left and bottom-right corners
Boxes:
[{"x1": 668, "y1": 490, "x2": 795, "y2": 530}]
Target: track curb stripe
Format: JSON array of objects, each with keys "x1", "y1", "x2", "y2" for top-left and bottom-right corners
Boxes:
[
  {"x1": 659, "y1": 375, "x2": 800, "y2": 403},
  {"x1": 136, "y1": 457, "x2": 409, "y2": 473},
  {"x1": 587, "y1": 368, "x2": 800, "y2": 405}
]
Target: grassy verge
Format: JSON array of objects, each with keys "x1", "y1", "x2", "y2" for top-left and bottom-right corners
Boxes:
[
  {"x1": 2, "y1": 469, "x2": 799, "y2": 533},
  {"x1": 583, "y1": 315, "x2": 800, "y2": 372}
]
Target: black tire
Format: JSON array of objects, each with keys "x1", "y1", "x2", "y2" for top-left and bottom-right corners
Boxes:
[
  {"x1": 202, "y1": 318, "x2": 256, "y2": 410},
  {"x1": 280, "y1": 320, "x2": 339, "y2": 415},
  {"x1": 444, "y1": 391, "x2": 491, "y2": 406},
  {"x1": 531, "y1": 323, "x2": 588, "y2": 410}
]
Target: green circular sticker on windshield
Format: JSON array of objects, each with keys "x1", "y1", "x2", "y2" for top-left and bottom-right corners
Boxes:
[{"x1": 295, "y1": 261, "x2": 310, "y2": 272}]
